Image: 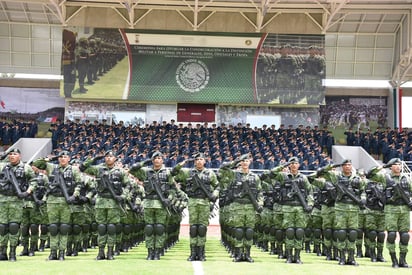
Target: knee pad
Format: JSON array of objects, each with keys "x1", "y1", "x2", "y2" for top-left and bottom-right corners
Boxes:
[
  {"x1": 30, "y1": 224, "x2": 39, "y2": 235},
  {"x1": 40, "y1": 224, "x2": 48, "y2": 235},
  {"x1": 116, "y1": 223, "x2": 123, "y2": 234},
  {"x1": 9, "y1": 222, "x2": 20, "y2": 235},
  {"x1": 400, "y1": 232, "x2": 410, "y2": 246},
  {"x1": 82, "y1": 224, "x2": 90, "y2": 233},
  {"x1": 20, "y1": 224, "x2": 29, "y2": 236},
  {"x1": 123, "y1": 224, "x2": 132, "y2": 235},
  {"x1": 377, "y1": 231, "x2": 385, "y2": 243},
  {"x1": 348, "y1": 229, "x2": 357, "y2": 242},
  {"x1": 387, "y1": 231, "x2": 397, "y2": 244},
  {"x1": 198, "y1": 225, "x2": 207, "y2": 238},
  {"x1": 107, "y1": 224, "x2": 116, "y2": 235},
  {"x1": 275, "y1": 229, "x2": 284, "y2": 242},
  {"x1": 97, "y1": 224, "x2": 107, "y2": 236},
  {"x1": 367, "y1": 230, "x2": 377, "y2": 242},
  {"x1": 60, "y1": 223, "x2": 71, "y2": 235},
  {"x1": 72, "y1": 224, "x2": 82, "y2": 235},
  {"x1": 336, "y1": 229, "x2": 347, "y2": 242},
  {"x1": 263, "y1": 225, "x2": 270, "y2": 235},
  {"x1": 189, "y1": 225, "x2": 198, "y2": 238},
  {"x1": 323, "y1": 228, "x2": 333, "y2": 240},
  {"x1": 313, "y1": 228, "x2": 322, "y2": 239},
  {"x1": 91, "y1": 222, "x2": 98, "y2": 232},
  {"x1": 234, "y1": 227, "x2": 244, "y2": 241},
  {"x1": 304, "y1": 228, "x2": 312, "y2": 237},
  {"x1": 0, "y1": 224, "x2": 8, "y2": 236},
  {"x1": 295, "y1": 228, "x2": 305, "y2": 240},
  {"x1": 154, "y1": 224, "x2": 165, "y2": 236},
  {"x1": 245, "y1": 227, "x2": 254, "y2": 241},
  {"x1": 144, "y1": 224, "x2": 154, "y2": 236},
  {"x1": 357, "y1": 228, "x2": 364, "y2": 238},
  {"x1": 269, "y1": 226, "x2": 276, "y2": 236},
  {"x1": 285, "y1": 228, "x2": 295, "y2": 240},
  {"x1": 48, "y1": 224, "x2": 59, "y2": 236}
]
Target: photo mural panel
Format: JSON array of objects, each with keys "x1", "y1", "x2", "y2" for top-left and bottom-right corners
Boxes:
[{"x1": 62, "y1": 28, "x2": 325, "y2": 105}]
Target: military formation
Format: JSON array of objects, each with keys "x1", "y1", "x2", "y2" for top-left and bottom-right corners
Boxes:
[{"x1": 0, "y1": 145, "x2": 411, "y2": 269}]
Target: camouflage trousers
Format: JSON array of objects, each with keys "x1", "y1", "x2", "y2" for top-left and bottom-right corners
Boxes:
[{"x1": 0, "y1": 198, "x2": 23, "y2": 247}]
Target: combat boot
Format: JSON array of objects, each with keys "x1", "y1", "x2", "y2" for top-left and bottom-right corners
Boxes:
[
  {"x1": 146, "y1": 248, "x2": 154, "y2": 260},
  {"x1": 19, "y1": 244, "x2": 29, "y2": 256},
  {"x1": 198, "y1": 246, "x2": 206, "y2": 261},
  {"x1": 0, "y1": 246, "x2": 8, "y2": 261},
  {"x1": 369, "y1": 247, "x2": 377, "y2": 262},
  {"x1": 333, "y1": 247, "x2": 339, "y2": 261},
  {"x1": 71, "y1": 242, "x2": 79, "y2": 256},
  {"x1": 269, "y1": 242, "x2": 276, "y2": 255},
  {"x1": 304, "y1": 241, "x2": 311, "y2": 253},
  {"x1": 376, "y1": 248, "x2": 386, "y2": 262},
  {"x1": 285, "y1": 249, "x2": 293, "y2": 263},
  {"x1": 338, "y1": 250, "x2": 346, "y2": 265},
  {"x1": 95, "y1": 247, "x2": 105, "y2": 260},
  {"x1": 390, "y1": 252, "x2": 399, "y2": 268},
  {"x1": 9, "y1": 246, "x2": 16, "y2": 262},
  {"x1": 314, "y1": 244, "x2": 322, "y2": 256},
  {"x1": 29, "y1": 241, "x2": 36, "y2": 256},
  {"x1": 324, "y1": 247, "x2": 332, "y2": 261},
  {"x1": 233, "y1": 247, "x2": 243, "y2": 262},
  {"x1": 153, "y1": 248, "x2": 161, "y2": 260},
  {"x1": 58, "y1": 250, "x2": 65, "y2": 261},
  {"x1": 38, "y1": 240, "x2": 46, "y2": 252},
  {"x1": 356, "y1": 244, "x2": 363, "y2": 258},
  {"x1": 346, "y1": 249, "x2": 358, "y2": 266},
  {"x1": 399, "y1": 252, "x2": 409, "y2": 268},
  {"x1": 48, "y1": 249, "x2": 57, "y2": 260},
  {"x1": 114, "y1": 243, "x2": 121, "y2": 256},
  {"x1": 82, "y1": 239, "x2": 89, "y2": 252},
  {"x1": 106, "y1": 246, "x2": 114, "y2": 260},
  {"x1": 66, "y1": 242, "x2": 73, "y2": 256},
  {"x1": 187, "y1": 245, "x2": 197, "y2": 261},
  {"x1": 277, "y1": 244, "x2": 284, "y2": 259},
  {"x1": 294, "y1": 249, "x2": 303, "y2": 264},
  {"x1": 244, "y1": 246, "x2": 254, "y2": 263}
]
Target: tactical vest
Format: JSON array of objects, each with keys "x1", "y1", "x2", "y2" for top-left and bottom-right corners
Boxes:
[
  {"x1": 35, "y1": 173, "x2": 47, "y2": 199},
  {"x1": 385, "y1": 174, "x2": 410, "y2": 206},
  {"x1": 0, "y1": 164, "x2": 27, "y2": 196},
  {"x1": 229, "y1": 171, "x2": 258, "y2": 204},
  {"x1": 185, "y1": 169, "x2": 212, "y2": 199},
  {"x1": 263, "y1": 185, "x2": 274, "y2": 209},
  {"x1": 143, "y1": 168, "x2": 171, "y2": 200},
  {"x1": 318, "y1": 181, "x2": 336, "y2": 207},
  {"x1": 49, "y1": 165, "x2": 76, "y2": 197},
  {"x1": 365, "y1": 181, "x2": 385, "y2": 210},
  {"x1": 336, "y1": 175, "x2": 361, "y2": 204},
  {"x1": 280, "y1": 173, "x2": 307, "y2": 206},
  {"x1": 96, "y1": 166, "x2": 123, "y2": 197}
]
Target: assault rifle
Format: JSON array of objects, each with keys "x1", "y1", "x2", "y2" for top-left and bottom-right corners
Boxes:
[
  {"x1": 148, "y1": 173, "x2": 172, "y2": 215},
  {"x1": 287, "y1": 176, "x2": 311, "y2": 212},
  {"x1": 4, "y1": 165, "x2": 29, "y2": 198},
  {"x1": 392, "y1": 181, "x2": 412, "y2": 210},
  {"x1": 100, "y1": 172, "x2": 126, "y2": 214},
  {"x1": 240, "y1": 179, "x2": 262, "y2": 213},
  {"x1": 368, "y1": 183, "x2": 385, "y2": 208},
  {"x1": 192, "y1": 174, "x2": 218, "y2": 218},
  {"x1": 54, "y1": 171, "x2": 74, "y2": 212},
  {"x1": 335, "y1": 179, "x2": 368, "y2": 209}
]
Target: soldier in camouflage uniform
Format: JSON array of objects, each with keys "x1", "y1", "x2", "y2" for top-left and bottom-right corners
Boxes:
[
  {"x1": 312, "y1": 159, "x2": 367, "y2": 266},
  {"x1": 75, "y1": 37, "x2": 90, "y2": 93},
  {"x1": 129, "y1": 151, "x2": 178, "y2": 260},
  {"x1": 274, "y1": 157, "x2": 314, "y2": 264},
  {"x1": 219, "y1": 154, "x2": 263, "y2": 263},
  {"x1": 81, "y1": 151, "x2": 131, "y2": 261},
  {"x1": 367, "y1": 158, "x2": 412, "y2": 268},
  {"x1": 0, "y1": 149, "x2": 37, "y2": 262},
  {"x1": 173, "y1": 152, "x2": 219, "y2": 261},
  {"x1": 39, "y1": 151, "x2": 83, "y2": 261}
]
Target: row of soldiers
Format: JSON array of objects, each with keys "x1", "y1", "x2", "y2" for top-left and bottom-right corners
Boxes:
[{"x1": 0, "y1": 147, "x2": 411, "y2": 268}]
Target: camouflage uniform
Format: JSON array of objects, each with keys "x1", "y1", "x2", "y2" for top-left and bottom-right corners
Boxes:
[{"x1": 0, "y1": 149, "x2": 37, "y2": 262}]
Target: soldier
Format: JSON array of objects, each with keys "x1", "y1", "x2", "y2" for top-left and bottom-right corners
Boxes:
[
  {"x1": 40, "y1": 151, "x2": 83, "y2": 261},
  {"x1": 81, "y1": 151, "x2": 131, "y2": 261},
  {"x1": 312, "y1": 159, "x2": 367, "y2": 266},
  {"x1": 75, "y1": 37, "x2": 90, "y2": 93},
  {"x1": 368, "y1": 158, "x2": 412, "y2": 268},
  {"x1": 0, "y1": 148, "x2": 37, "y2": 261},
  {"x1": 274, "y1": 157, "x2": 314, "y2": 264},
  {"x1": 219, "y1": 153, "x2": 263, "y2": 263},
  {"x1": 129, "y1": 151, "x2": 178, "y2": 260},
  {"x1": 172, "y1": 152, "x2": 219, "y2": 261}
]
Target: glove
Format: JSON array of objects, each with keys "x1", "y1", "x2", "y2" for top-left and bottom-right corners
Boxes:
[
  {"x1": 256, "y1": 206, "x2": 263, "y2": 213},
  {"x1": 67, "y1": 195, "x2": 77, "y2": 204},
  {"x1": 359, "y1": 198, "x2": 367, "y2": 209},
  {"x1": 114, "y1": 196, "x2": 124, "y2": 203},
  {"x1": 90, "y1": 197, "x2": 96, "y2": 205},
  {"x1": 36, "y1": 199, "x2": 45, "y2": 206},
  {"x1": 210, "y1": 194, "x2": 218, "y2": 202},
  {"x1": 304, "y1": 205, "x2": 313, "y2": 213},
  {"x1": 18, "y1": 191, "x2": 30, "y2": 199},
  {"x1": 79, "y1": 196, "x2": 89, "y2": 204}
]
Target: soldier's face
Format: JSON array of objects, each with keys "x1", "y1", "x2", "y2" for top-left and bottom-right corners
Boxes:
[
  {"x1": 342, "y1": 163, "x2": 352, "y2": 174},
  {"x1": 8, "y1": 152, "x2": 20, "y2": 165},
  {"x1": 194, "y1": 157, "x2": 205, "y2": 169},
  {"x1": 105, "y1": 155, "x2": 116, "y2": 166},
  {"x1": 152, "y1": 156, "x2": 163, "y2": 169},
  {"x1": 58, "y1": 155, "x2": 70, "y2": 167},
  {"x1": 390, "y1": 163, "x2": 401, "y2": 174}
]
